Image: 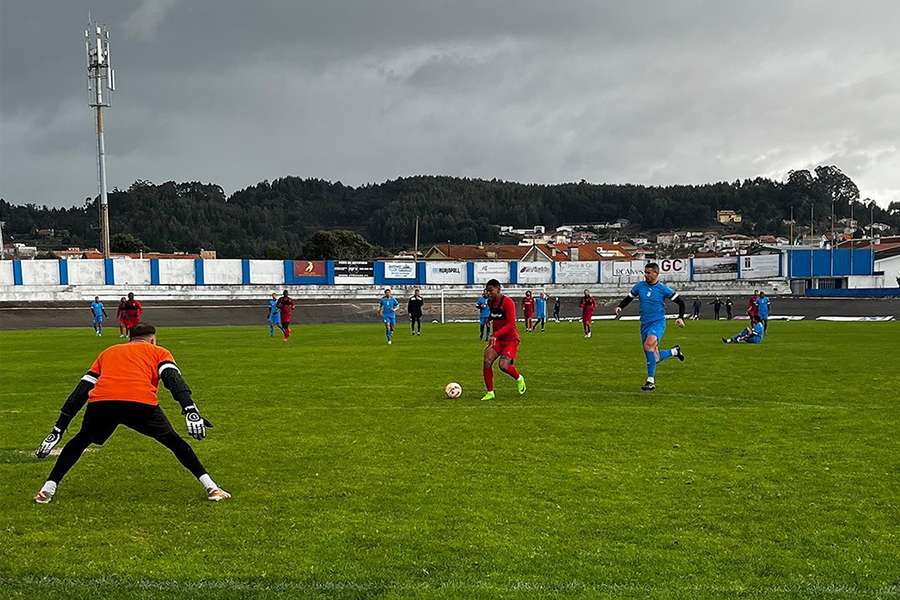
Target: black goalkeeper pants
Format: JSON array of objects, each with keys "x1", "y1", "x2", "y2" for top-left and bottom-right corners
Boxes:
[
  {"x1": 410, "y1": 315, "x2": 422, "y2": 332},
  {"x1": 48, "y1": 401, "x2": 206, "y2": 484}
]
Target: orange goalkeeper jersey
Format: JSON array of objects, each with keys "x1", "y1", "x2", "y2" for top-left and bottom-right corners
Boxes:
[{"x1": 85, "y1": 341, "x2": 180, "y2": 406}]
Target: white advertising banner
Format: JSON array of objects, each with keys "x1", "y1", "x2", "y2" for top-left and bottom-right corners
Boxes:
[
  {"x1": 20, "y1": 260, "x2": 60, "y2": 285},
  {"x1": 426, "y1": 261, "x2": 467, "y2": 284},
  {"x1": 517, "y1": 262, "x2": 552, "y2": 284},
  {"x1": 158, "y1": 259, "x2": 195, "y2": 285},
  {"x1": 656, "y1": 258, "x2": 690, "y2": 282},
  {"x1": 739, "y1": 254, "x2": 780, "y2": 279},
  {"x1": 556, "y1": 261, "x2": 598, "y2": 284},
  {"x1": 249, "y1": 260, "x2": 284, "y2": 285},
  {"x1": 692, "y1": 256, "x2": 738, "y2": 281},
  {"x1": 601, "y1": 260, "x2": 646, "y2": 284},
  {"x1": 384, "y1": 261, "x2": 417, "y2": 280},
  {"x1": 203, "y1": 259, "x2": 243, "y2": 285},
  {"x1": 113, "y1": 258, "x2": 151, "y2": 285},
  {"x1": 67, "y1": 259, "x2": 105, "y2": 285},
  {"x1": 473, "y1": 261, "x2": 510, "y2": 284}
]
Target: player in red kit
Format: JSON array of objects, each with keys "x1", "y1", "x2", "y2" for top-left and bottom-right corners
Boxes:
[
  {"x1": 481, "y1": 279, "x2": 527, "y2": 401},
  {"x1": 276, "y1": 290, "x2": 295, "y2": 342},
  {"x1": 123, "y1": 292, "x2": 143, "y2": 335},
  {"x1": 579, "y1": 289, "x2": 596, "y2": 338},
  {"x1": 522, "y1": 290, "x2": 536, "y2": 332},
  {"x1": 746, "y1": 290, "x2": 760, "y2": 322}
]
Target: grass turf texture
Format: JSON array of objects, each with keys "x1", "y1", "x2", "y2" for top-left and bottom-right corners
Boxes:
[{"x1": 0, "y1": 321, "x2": 898, "y2": 600}]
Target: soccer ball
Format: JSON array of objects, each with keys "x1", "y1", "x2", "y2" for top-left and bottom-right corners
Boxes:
[{"x1": 444, "y1": 382, "x2": 462, "y2": 399}]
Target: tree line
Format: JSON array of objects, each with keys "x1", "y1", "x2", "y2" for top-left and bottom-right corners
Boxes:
[{"x1": 1, "y1": 166, "x2": 896, "y2": 259}]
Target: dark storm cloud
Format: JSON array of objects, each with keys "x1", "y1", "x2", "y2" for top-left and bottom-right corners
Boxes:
[{"x1": 1, "y1": 0, "x2": 898, "y2": 208}]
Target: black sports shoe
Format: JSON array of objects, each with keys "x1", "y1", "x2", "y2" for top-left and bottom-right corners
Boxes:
[
  {"x1": 674, "y1": 345, "x2": 685, "y2": 362},
  {"x1": 641, "y1": 381, "x2": 656, "y2": 392},
  {"x1": 721, "y1": 337, "x2": 728, "y2": 344}
]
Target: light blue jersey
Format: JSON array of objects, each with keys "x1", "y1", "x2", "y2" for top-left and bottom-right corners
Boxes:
[
  {"x1": 629, "y1": 280, "x2": 679, "y2": 341},
  {"x1": 380, "y1": 297, "x2": 399, "y2": 323},
  {"x1": 90, "y1": 302, "x2": 104, "y2": 322},
  {"x1": 476, "y1": 296, "x2": 491, "y2": 323},
  {"x1": 267, "y1": 299, "x2": 281, "y2": 325},
  {"x1": 757, "y1": 296, "x2": 770, "y2": 319},
  {"x1": 746, "y1": 322, "x2": 764, "y2": 343},
  {"x1": 534, "y1": 297, "x2": 546, "y2": 319}
]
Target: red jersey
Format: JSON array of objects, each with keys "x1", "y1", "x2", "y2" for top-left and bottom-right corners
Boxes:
[
  {"x1": 579, "y1": 296, "x2": 596, "y2": 316},
  {"x1": 489, "y1": 295, "x2": 519, "y2": 342},
  {"x1": 123, "y1": 299, "x2": 143, "y2": 324},
  {"x1": 277, "y1": 296, "x2": 295, "y2": 321},
  {"x1": 746, "y1": 296, "x2": 759, "y2": 318},
  {"x1": 522, "y1": 296, "x2": 535, "y2": 317}
]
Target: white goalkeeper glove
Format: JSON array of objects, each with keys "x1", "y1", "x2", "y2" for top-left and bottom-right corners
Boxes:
[
  {"x1": 35, "y1": 426, "x2": 63, "y2": 459},
  {"x1": 183, "y1": 405, "x2": 213, "y2": 440}
]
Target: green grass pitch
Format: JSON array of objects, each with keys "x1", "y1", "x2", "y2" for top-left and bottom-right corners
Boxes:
[{"x1": 1, "y1": 321, "x2": 898, "y2": 599}]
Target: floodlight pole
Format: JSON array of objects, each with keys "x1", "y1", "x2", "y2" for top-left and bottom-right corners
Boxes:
[{"x1": 86, "y1": 21, "x2": 116, "y2": 258}]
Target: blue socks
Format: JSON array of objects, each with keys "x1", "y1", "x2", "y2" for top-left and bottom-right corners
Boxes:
[{"x1": 645, "y1": 351, "x2": 658, "y2": 378}]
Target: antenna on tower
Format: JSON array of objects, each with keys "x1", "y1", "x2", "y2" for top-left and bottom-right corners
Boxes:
[{"x1": 86, "y1": 18, "x2": 116, "y2": 257}]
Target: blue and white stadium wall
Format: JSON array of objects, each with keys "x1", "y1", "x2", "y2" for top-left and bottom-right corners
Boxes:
[{"x1": 0, "y1": 249, "x2": 874, "y2": 287}]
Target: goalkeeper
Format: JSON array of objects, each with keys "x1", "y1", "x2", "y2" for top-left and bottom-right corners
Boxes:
[{"x1": 32, "y1": 323, "x2": 230, "y2": 503}]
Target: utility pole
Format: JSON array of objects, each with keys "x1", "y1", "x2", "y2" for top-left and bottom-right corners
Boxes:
[
  {"x1": 414, "y1": 216, "x2": 419, "y2": 264},
  {"x1": 86, "y1": 19, "x2": 116, "y2": 258}
]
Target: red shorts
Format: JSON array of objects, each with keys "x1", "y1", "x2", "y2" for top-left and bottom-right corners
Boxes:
[
  {"x1": 582, "y1": 313, "x2": 594, "y2": 324},
  {"x1": 491, "y1": 338, "x2": 520, "y2": 361},
  {"x1": 124, "y1": 318, "x2": 139, "y2": 329}
]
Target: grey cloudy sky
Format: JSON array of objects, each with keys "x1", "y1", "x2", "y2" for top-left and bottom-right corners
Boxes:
[{"x1": 2, "y1": 0, "x2": 899, "y2": 208}]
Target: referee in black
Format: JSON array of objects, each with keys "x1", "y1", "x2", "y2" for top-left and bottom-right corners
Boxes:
[{"x1": 407, "y1": 288, "x2": 424, "y2": 335}]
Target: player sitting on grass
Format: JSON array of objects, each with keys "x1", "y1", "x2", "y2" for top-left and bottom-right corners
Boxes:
[
  {"x1": 481, "y1": 279, "x2": 526, "y2": 401},
  {"x1": 33, "y1": 323, "x2": 230, "y2": 504},
  {"x1": 722, "y1": 318, "x2": 765, "y2": 344},
  {"x1": 615, "y1": 262, "x2": 686, "y2": 392}
]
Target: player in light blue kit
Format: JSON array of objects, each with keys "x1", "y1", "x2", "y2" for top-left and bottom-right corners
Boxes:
[
  {"x1": 534, "y1": 292, "x2": 547, "y2": 332},
  {"x1": 476, "y1": 292, "x2": 491, "y2": 341},
  {"x1": 266, "y1": 292, "x2": 282, "y2": 337},
  {"x1": 756, "y1": 291, "x2": 770, "y2": 333},
  {"x1": 723, "y1": 319, "x2": 765, "y2": 344},
  {"x1": 615, "y1": 262, "x2": 687, "y2": 391},
  {"x1": 89, "y1": 296, "x2": 108, "y2": 337},
  {"x1": 378, "y1": 288, "x2": 400, "y2": 344}
]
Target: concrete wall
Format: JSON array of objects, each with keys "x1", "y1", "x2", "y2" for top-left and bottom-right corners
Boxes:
[
  {"x1": 68, "y1": 260, "x2": 105, "y2": 285},
  {"x1": 0, "y1": 261, "x2": 13, "y2": 286},
  {"x1": 249, "y1": 260, "x2": 283, "y2": 285},
  {"x1": 203, "y1": 259, "x2": 243, "y2": 284},
  {"x1": 20, "y1": 260, "x2": 60, "y2": 285},
  {"x1": 158, "y1": 259, "x2": 195, "y2": 285},
  {"x1": 114, "y1": 258, "x2": 152, "y2": 285}
]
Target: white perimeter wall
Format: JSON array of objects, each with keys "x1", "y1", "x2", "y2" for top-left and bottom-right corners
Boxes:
[
  {"x1": 68, "y1": 260, "x2": 105, "y2": 285},
  {"x1": 158, "y1": 259, "x2": 195, "y2": 285},
  {"x1": 0, "y1": 261, "x2": 14, "y2": 285},
  {"x1": 204, "y1": 259, "x2": 242, "y2": 285},
  {"x1": 113, "y1": 258, "x2": 151, "y2": 285},
  {"x1": 249, "y1": 260, "x2": 283, "y2": 285},
  {"x1": 20, "y1": 260, "x2": 59, "y2": 285}
]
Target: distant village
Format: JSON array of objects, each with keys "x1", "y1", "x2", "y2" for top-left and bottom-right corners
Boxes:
[{"x1": 2, "y1": 209, "x2": 895, "y2": 263}]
